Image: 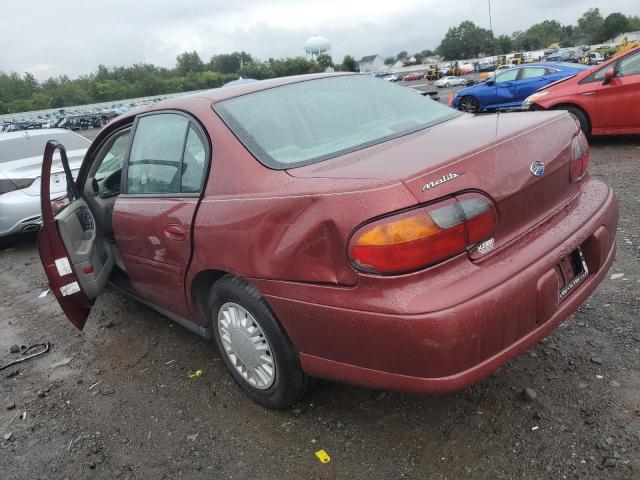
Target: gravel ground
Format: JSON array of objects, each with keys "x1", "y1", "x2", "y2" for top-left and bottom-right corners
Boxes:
[{"x1": 0, "y1": 130, "x2": 639, "y2": 479}]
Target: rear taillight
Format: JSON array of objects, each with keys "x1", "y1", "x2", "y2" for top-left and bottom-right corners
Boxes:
[
  {"x1": 348, "y1": 193, "x2": 498, "y2": 274},
  {"x1": 570, "y1": 133, "x2": 589, "y2": 182},
  {"x1": 0, "y1": 178, "x2": 35, "y2": 195}
]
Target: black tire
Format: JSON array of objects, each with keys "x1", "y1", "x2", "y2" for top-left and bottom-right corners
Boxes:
[
  {"x1": 445, "y1": 82, "x2": 450, "y2": 87},
  {"x1": 557, "y1": 105, "x2": 591, "y2": 136},
  {"x1": 208, "y1": 275, "x2": 312, "y2": 408},
  {"x1": 459, "y1": 95, "x2": 479, "y2": 113}
]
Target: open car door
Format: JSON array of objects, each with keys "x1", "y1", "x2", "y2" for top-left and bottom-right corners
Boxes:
[{"x1": 38, "y1": 141, "x2": 114, "y2": 330}]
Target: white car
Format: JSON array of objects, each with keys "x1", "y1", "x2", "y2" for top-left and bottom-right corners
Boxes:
[
  {"x1": 383, "y1": 74, "x2": 400, "y2": 82},
  {"x1": 434, "y1": 76, "x2": 466, "y2": 88},
  {"x1": 0, "y1": 129, "x2": 90, "y2": 237}
]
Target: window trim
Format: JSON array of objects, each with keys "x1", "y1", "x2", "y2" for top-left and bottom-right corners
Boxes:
[{"x1": 120, "y1": 110, "x2": 211, "y2": 198}]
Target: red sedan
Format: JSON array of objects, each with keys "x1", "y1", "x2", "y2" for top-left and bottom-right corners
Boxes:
[
  {"x1": 524, "y1": 45, "x2": 640, "y2": 135},
  {"x1": 38, "y1": 74, "x2": 618, "y2": 408},
  {"x1": 403, "y1": 72, "x2": 424, "y2": 81}
]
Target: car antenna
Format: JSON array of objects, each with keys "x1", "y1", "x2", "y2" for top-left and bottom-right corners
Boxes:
[{"x1": 487, "y1": 0, "x2": 500, "y2": 135}]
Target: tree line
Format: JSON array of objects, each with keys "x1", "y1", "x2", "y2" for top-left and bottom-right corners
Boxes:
[
  {"x1": 1, "y1": 7, "x2": 638, "y2": 114},
  {"x1": 435, "y1": 8, "x2": 640, "y2": 60},
  {"x1": 0, "y1": 53, "x2": 358, "y2": 115}
]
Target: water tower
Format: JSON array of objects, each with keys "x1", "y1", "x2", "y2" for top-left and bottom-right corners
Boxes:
[{"x1": 304, "y1": 35, "x2": 331, "y2": 60}]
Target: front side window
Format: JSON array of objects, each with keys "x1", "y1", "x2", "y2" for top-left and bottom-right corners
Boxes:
[
  {"x1": 520, "y1": 67, "x2": 546, "y2": 79},
  {"x1": 95, "y1": 129, "x2": 130, "y2": 182},
  {"x1": 496, "y1": 69, "x2": 519, "y2": 83},
  {"x1": 618, "y1": 51, "x2": 640, "y2": 77},
  {"x1": 214, "y1": 75, "x2": 459, "y2": 169},
  {"x1": 581, "y1": 63, "x2": 613, "y2": 84},
  {"x1": 593, "y1": 67, "x2": 609, "y2": 82},
  {"x1": 89, "y1": 128, "x2": 131, "y2": 198}
]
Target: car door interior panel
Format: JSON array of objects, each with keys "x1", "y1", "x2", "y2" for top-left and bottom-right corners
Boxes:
[{"x1": 54, "y1": 198, "x2": 114, "y2": 299}]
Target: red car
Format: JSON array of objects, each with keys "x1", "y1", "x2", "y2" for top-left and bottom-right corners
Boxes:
[
  {"x1": 524, "y1": 45, "x2": 640, "y2": 135},
  {"x1": 403, "y1": 72, "x2": 424, "y2": 81},
  {"x1": 38, "y1": 74, "x2": 618, "y2": 408}
]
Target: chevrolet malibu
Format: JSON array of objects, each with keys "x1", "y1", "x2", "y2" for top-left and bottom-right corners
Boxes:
[{"x1": 38, "y1": 73, "x2": 618, "y2": 408}]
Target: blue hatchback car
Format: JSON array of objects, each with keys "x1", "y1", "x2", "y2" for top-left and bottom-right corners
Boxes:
[{"x1": 452, "y1": 62, "x2": 588, "y2": 113}]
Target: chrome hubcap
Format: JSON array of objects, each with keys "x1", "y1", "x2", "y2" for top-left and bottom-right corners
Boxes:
[{"x1": 217, "y1": 302, "x2": 275, "y2": 389}]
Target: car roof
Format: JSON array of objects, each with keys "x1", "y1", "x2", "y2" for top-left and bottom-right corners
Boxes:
[
  {"x1": 498, "y1": 62, "x2": 587, "y2": 72},
  {"x1": 193, "y1": 72, "x2": 359, "y2": 103}
]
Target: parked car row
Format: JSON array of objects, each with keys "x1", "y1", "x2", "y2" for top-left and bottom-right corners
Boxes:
[
  {"x1": 450, "y1": 45, "x2": 640, "y2": 137},
  {"x1": 0, "y1": 97, "x2": 167, "y2": 134},
  {"x1": 452, "y1": 62, "x2": 587, "y2": 112},
  {"x1": 524, "y1": 45, "x2": 640, "y2": 136},
  {"x1": 1, "y1": 112, "x2": 114, "y2": 133}
]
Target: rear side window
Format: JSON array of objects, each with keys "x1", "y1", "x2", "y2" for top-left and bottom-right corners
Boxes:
[{"x1": 181, "y1": 127, "x2": 207, "y2": 193}]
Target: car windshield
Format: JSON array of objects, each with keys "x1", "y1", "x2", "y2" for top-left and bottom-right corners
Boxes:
[{"x1": 214, "y1": 75, "x2": 460, "y2": 169}]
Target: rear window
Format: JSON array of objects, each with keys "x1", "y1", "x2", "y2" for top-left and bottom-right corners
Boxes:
[
  {"x1": 214, "y1": 75, "x2": 459, "y2": 169},
  {"x1": 0, "y1": 132, "x2": 89, "y2": 163}
]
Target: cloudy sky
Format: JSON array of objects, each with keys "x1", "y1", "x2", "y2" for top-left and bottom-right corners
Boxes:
[{"x1": 1, "y1": 0, "x2": 637, "y2": 79}]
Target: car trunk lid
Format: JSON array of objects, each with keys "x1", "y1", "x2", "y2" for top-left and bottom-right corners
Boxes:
[
  {"x1": 1, "y1": 151, "x2": 85, "y2": 196},
  {"x1": 288, "y1": 110, "x2": 581, "y2": 255}
]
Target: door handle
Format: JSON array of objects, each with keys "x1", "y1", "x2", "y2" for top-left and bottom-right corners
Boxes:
[{"x1": 164, "y1": 224, "x2": 185, "y2": 241}]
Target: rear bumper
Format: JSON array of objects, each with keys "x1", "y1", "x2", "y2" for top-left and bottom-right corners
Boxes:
[
  {"x1": 0, "y1": 190, "x2": 42, "y2": 237},
  {"x1": 256, "y1": 180, "x2": 618, "y2": 394}
]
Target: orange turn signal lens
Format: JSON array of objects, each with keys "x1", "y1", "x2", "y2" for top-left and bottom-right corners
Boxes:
[
  {"x1": 355, "y1": 215, "x2": 441, "y2": 246},
  {"x1": 349, "y1": 194, "x2": 497, "y2": 274}
]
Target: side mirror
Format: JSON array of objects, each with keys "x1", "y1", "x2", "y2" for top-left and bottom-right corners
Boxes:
[
  {"x1": 486, "y1": 79, "x2": 495, "y2": 86},
  {"x1": 603, "y1": 68, "x2": 615, "y2": 84}
]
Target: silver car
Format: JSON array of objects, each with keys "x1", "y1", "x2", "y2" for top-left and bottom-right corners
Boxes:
[{"x1": 0, "y1": 129, "x2": 89, "y2": 237}]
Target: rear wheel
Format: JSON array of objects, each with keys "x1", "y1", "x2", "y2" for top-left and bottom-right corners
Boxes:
[
  {"x1": 459, "y1": 96, "x2": 479, "y2": 113},
  {"x1": 208, "y1": 275, "x2": 312, "y2": 408},
  {"x1": 445, "y1": 82, "x2": 450, "y2": 87}
]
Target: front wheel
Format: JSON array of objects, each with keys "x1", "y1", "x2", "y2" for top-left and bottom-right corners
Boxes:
[
  {"x1": 459, "y1": 96, "x2": 479, "y2": 113},
  {"x1": 208, "y1": 275, "x2": 312, "y2": 408},
  {"x1": 563, "y1": 106, "x2": 591, "y2": 136}
]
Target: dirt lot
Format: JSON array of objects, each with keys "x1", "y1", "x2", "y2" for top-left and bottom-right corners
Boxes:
[{"x1": 1, "y1": 130, "x2": 639, "y2": 479}]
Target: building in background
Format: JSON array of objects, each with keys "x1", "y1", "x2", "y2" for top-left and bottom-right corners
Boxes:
[{"x1": 358, "y1": 55, "x2": 384, "y2": 72}]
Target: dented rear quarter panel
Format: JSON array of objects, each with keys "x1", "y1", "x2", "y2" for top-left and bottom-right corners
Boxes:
[{"x1": 185, "y1": 110, "x2": 418, "y2": 294}]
